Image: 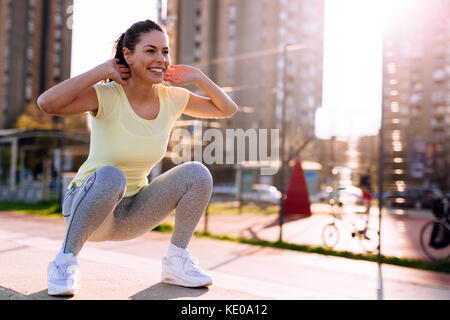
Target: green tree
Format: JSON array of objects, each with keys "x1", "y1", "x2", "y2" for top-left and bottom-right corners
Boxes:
[
  {"x1": 15, "y1": 102, "x2": 88, "y2": 133},
  {"x1": 15, "y1": 102, "x2": 54, "y2": 130}
]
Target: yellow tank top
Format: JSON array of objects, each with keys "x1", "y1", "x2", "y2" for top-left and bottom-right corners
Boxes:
[{"x1": 68, "y1": 81, "x2": 190, "y2": 197}]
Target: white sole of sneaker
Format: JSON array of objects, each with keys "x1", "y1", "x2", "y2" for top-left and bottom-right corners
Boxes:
[
  {"x1": 162, "y1": 274, "x2": 212, "y2": 288},
  {"x1": 47, "y1": 285, "x2": 78, "y2": 296}
]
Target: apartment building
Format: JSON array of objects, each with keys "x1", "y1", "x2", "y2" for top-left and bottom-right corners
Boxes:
[
  {"x1": 382, "y1": 0, "x2": 450, "y2": 191},
  {"x1": 0, "y1": 0, "x2": 73, "y2": 129}
]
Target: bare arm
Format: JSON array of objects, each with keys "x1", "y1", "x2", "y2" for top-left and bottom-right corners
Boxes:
[
  {"x1": 164, "y1": 65, "x2": 238, "y2": 118},
  {"x1": 37, "y1": 59, "x2": 130, "y2": 115}
]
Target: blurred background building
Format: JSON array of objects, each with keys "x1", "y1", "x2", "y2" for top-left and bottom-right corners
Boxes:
[
  {"x1": 0, "y1": 0, "x2": 73, "y2": 129},
  {"x1": 382, "y1": 0, "x2": 450, "y2": 192},
  {"x1": 0, "y1": 0, "x2": 88, "y2": 202},
  {"x1": 158, "y1": 0, "x2": 325, "y2": 193}
]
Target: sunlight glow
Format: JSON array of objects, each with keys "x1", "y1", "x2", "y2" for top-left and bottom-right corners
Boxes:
[
  {"x1": 318, "y1": 0, "x2": 420, "y2": 139},
  {"x1": 319, "y1": 0, "x2": 384, "y2": 139}
]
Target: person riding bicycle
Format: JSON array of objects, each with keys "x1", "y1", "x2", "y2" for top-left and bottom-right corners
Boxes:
[{"x1": 359, "y1": 167, "x2": 373, "y2": 229}]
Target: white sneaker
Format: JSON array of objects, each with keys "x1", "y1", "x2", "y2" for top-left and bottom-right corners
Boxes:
[
  {"x1": 161, "y1": 251, "x2": 212, "y2": 288},
  {"x1": 47, "y1": 251, "x2": 81, "y2": 296}
]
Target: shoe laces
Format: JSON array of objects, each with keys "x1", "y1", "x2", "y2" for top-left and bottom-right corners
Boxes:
[
  {"x1": 184, "y1": 256, "x2": 203, "y2": 273},
  {"x1": 56, "y1": 263, "x2": 78, "y2": 279}
]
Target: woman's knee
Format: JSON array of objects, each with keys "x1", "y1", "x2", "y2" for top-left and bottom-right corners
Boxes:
[
  {"x1": 183, "y1": 161, "x2": 213, "y2": 191},
  {"x1": 95, "y1": 165, "x2": 127, "y2": 194}
]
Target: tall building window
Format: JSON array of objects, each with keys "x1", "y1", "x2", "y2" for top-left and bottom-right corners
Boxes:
[
  {"x1": 229, "y1": 4, "x2": 236, "y2": 21},
  {"x1": 226, "y1": 2, "x2": 237, "y2": 81},
  {"x1": 55, "y1": 14, "x2": 62, "y2": 27},
  {"x1": 53, "y1": 66, "x2": 61, "y2": 80},
  {"x1": 393, "y1": 139, "x2": 403, "y2": 152},
  {"x1": 26, "y1": 47, "x2": 33, "y2": 60},
  {"x1": 412, "y1": 81, "x2": 423, "y2": 90},
  {"x1": 5, "y1": 14, "x2": 11, "y2": 31},
  {"x1": 54, "y1": 42, "x2": 62, "y2": 53},
  {"x1": 410, "y1": 93, "x2": 422, "y2": 104},
  {"x1": 27, "y1": 20, "x2": 34, "y2": 33},
  {"x1": 411, "y1": 105, "x2": 422, "y2": 116},
  {"x1": 25, "y1": 78, "x2": 32, "y2": 100},
  {"x1": 432, "y1": 91, "x2": 445, "y2": 103},
  {"x1": 391, "y1": 101, "x2": 400, "y2": 112},
  {"x1": 432, "y1": 69, "x2": 446, "y2": 82},
  {"x1": 390, "y1": 90, "x2": 399, "y2": 96},
  {"x1": 55, "y1": 29, "x2": 62, "y2": 40},
  {"x1": 386, "y1": 50, "x2": 395, "y2": 58},
  {"x1": 387, "y1": 63, "x2": 396, "y2": 74}
]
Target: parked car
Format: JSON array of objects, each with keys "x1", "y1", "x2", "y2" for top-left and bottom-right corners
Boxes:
[
  {"x1": 211, "y1": 184, "x2": 237, "y2": 201},
  {"x1": 385, "y1": 188, "x2": 433, "y2": 209},
  {"x1": 311, "y1": 186, "x2": 363, "y2": 205},
  {"x1": 310, "y1": 186, "x2": 333, "y2": 203},
  {"x1": 212, "y1": 183, "x2": 282, "y2": 206},
  {"x1": 385, "y1": 191, "x2": 414, "y2": 208},
  {"x1": 242, "y1": 184, "x2": 282, "y2": 206}
]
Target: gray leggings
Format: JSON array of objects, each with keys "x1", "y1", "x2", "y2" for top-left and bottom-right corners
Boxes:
[{"x1": 61, "y1": 161, "x2": 213, "y2": 256}]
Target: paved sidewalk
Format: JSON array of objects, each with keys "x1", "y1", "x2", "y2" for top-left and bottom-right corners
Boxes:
[{"x1": 0, "y1": 211, "x2": 449, "y2": 300}]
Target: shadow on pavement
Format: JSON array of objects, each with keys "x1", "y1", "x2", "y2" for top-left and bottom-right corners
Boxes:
[
  {"x1": 0, "y1": 245, "x2": 29, "y2": 255},
  {"x1": 28, "y1": 289, "x2": 73, "y2": 300},
  {"x1": 239, "y1": 226, "x2": 262, "y2": 240},
  {"x1": 129, "y1": 282, "x2": 209, "y2": 300},
  {"x1": 0, "y1": 287, "x2": 71, "y2": 300},
  {"x1": 261, "y1": 215, "x2": 309, "y2": 229},
  {"x1": 0, "y1": 286, "x2": 28, "y2": 300}
]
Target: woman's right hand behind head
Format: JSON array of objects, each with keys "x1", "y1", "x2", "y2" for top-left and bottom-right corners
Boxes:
[{"x1": 104, "y1": 58, "x2": 130, "y2": 86}]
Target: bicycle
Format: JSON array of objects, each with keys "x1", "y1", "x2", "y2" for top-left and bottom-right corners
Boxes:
[
  {"x1": 322, "y1": 195, "x2": 379, "y2": 253},
  {"x1": 419, "y1": 198, "x2": 450, "y2": 261}
]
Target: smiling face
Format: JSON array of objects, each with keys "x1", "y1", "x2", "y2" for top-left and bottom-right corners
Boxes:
[{"x1": 123, "y1": 30, "x2": 171, "y2": 84}]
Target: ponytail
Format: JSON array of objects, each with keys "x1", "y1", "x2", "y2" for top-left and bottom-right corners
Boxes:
[
  {"x1": 114, "y1": 33, "x2": 128, "y2": 67},
  {"x1": 107, "y1": 33, "x2": 127, "y2": 83}
]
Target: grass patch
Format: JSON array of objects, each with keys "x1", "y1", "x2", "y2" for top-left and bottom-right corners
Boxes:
[
  {"x1": 207, "y1": 202, "x2": 280, "y2": 215},
  {"x1": 152, "y1": 223, "x2": 174, "y2": 233},
  {"x1": 0, "y1": 201, "x2": 62, "y2": 218}
]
